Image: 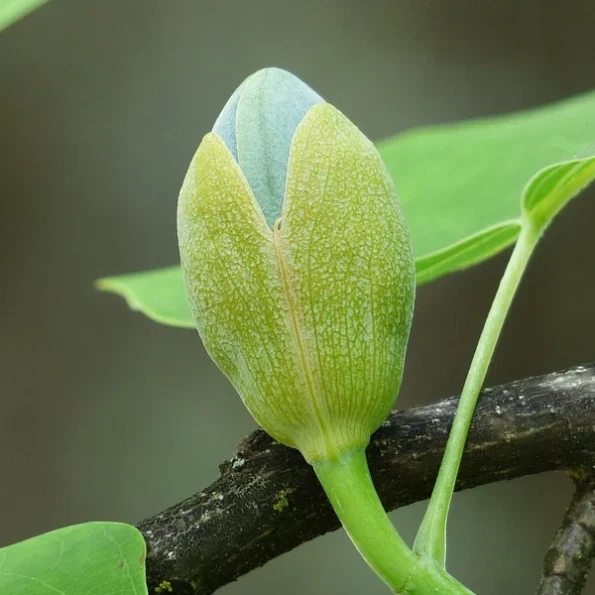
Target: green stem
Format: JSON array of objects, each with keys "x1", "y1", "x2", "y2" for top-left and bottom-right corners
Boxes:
[
  {"x1": 313, "y1": 449, "x2": 474, "y2": 594},
  {"x1": 413, "y1": 220, "x2": 541, "y2": 566}
]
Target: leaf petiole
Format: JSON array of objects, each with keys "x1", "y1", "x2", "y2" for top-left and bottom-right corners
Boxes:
[{"x1": 413, "y1": 218, "x2": 542, "y2": 566}]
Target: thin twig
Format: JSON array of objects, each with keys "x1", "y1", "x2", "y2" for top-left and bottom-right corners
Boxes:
[
  {"x1": 537, "y1": 474, "x2": 595, "y2": 595},
  {"x1": 137, "y1": 363, "x2": 595, "y2": 595}
]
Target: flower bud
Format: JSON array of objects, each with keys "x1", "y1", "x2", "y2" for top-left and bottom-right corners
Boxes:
[{"x1": 178, "y1": 68, "x2": 415, "y2": 463}]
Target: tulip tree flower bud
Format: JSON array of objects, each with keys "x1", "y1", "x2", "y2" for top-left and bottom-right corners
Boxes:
[
  {"x1": 177, "y1": 69, "x2": 476, "y2": 595},
  {"x1": 178, "y1": 68, "x2": 415, "y2": 464}
]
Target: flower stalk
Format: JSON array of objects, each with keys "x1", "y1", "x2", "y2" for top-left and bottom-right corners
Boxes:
[{"x1": 314, "y1": 450, "x2": 474, "y2": 594}]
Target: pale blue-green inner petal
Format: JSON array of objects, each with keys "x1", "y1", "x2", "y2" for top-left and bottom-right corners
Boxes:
[
  {"x1": 235, "y1": 68, "x2": 323, "y2": 227},
  {"x1": 212, "y1": 77, "x2": 251, "y2": 161}
]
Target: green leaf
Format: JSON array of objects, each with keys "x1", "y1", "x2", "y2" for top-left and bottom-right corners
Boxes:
[
  {"x1": 0, "y1": 522, "x2": 147, "y2": 594},
  {"x1": 97, "y1": 266, "x2": 192, "y2": 328},
  {"x1": 98, "y1": 90, "x2": 595, "y2": 328},
  {"x1": 415, "y1": 221, "x2": 521, "y2": 285},
  {"x1": 0, "y1": 0, "x2": 49, "y2": 31},
  {"x1": 522, "y1": 157, "x2": 595, "y2": 229},
  {"x1": 378, "y1": 90, "x2": 595, "y2": 261}
]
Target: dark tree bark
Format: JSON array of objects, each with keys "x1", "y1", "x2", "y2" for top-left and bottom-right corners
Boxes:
[{"x1": 137, "y1": 363, "x2": 595, "y2": 595}]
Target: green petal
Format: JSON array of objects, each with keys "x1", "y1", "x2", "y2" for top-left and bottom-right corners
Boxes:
[
  {"x1": 277, "y1": 103, "x2": 415, "y2": 459},
  {"x1": 177, "y1": 132, "x2": 317, "y2": 450}
]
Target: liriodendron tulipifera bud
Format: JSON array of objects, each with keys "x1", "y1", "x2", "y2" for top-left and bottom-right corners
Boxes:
[
  {"x1": 177, "y1": 68, "x2": 474, "y2": 595},
  {"x1": 178, "y1": 67, "x2": 415, "y2": 463}
]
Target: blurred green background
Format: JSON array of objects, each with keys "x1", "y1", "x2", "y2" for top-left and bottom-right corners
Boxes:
[{"x1": 1, "y1": 1, "x2": 595, "y2": 593}]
